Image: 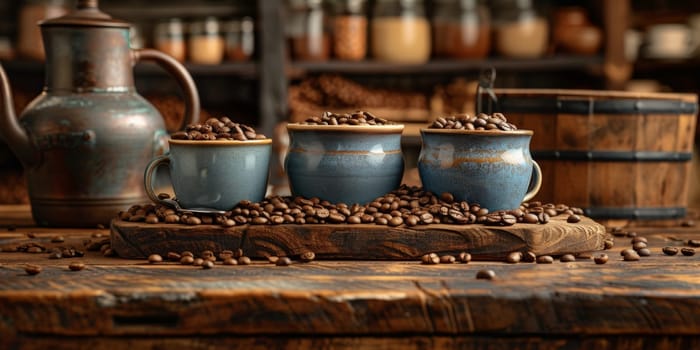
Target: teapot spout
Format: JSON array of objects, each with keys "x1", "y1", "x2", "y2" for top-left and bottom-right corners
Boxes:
[{"x1": 0, "y1": 64, "x2": 38, "y2": 168}]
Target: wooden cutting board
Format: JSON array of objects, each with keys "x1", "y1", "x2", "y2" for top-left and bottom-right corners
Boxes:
[{"x1": 110, "y1": 215, "x2": 606, "y2": 260}]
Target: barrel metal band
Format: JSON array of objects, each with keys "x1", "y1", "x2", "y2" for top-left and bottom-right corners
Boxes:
[
  {"x1": 532, "y1": 151, "x2": 692, "y2": 162},
  {"x1": 480, "y1": 96, "x2": 698, "y2": 115}
]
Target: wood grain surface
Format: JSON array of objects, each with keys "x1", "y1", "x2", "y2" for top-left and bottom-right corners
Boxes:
[
  {"x1": 110, "y1": 216, "x2": 606, "y2": 260},
  {"x1": 2, "y1": 207, "x2": 700, "y2": 349}
]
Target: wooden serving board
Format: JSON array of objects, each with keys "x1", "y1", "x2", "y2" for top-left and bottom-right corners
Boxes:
[{"x1": 110, "y1": 216, "x2": 606, "y2": 260}]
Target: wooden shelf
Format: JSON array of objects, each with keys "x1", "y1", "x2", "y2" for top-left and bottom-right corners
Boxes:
[
  {"x1": 0, "y1": 59, "x2": 258, "y2": 78},
  {"x1": 288, "y1": 55, "x2": 605, "y2": 77},
  {"x1": 634, "y1": 58, "x2": 700, "y2": 71}
]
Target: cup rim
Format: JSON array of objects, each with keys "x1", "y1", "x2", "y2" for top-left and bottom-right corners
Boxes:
[
  {"x1": 168, "y1": 138, "x2": 272, "y2": 146},
  {"x1": 420, "y1": 128, "x2": 533, "y2": 135},
  {"x1": 287, "y1": 123, "x2": 405, "y2": 133}
]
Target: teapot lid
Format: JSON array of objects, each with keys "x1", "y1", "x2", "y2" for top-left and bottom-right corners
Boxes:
[{"x1": 41, "y1": 0, "x2": 130, "y2": 28}]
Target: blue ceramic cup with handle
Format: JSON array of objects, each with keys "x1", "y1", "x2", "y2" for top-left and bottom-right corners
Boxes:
[
  {"x1": 144, "y1": 138, "x2": 272, "y2": 211},
  {"x1": 418, "y1": 129, "x2": 541, "y2": 211},
  {"x1": 285, "y1": 123, "x2": 405, "y2": 204}
]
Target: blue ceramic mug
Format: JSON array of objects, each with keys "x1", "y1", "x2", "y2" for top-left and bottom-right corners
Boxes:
[
  {"x1": 144, "y1": 139, "x2": 272, "y2": 211},
  {"x1": 285, "y1": 124, "x2": 405, "y2": 204},
  {"x1": 418, "y1": 129, "x2": 542, "y2": 211}
]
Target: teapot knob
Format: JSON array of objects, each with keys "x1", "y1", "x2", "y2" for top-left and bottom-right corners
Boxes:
[{"x1": 77, "y1": 0, "x2": 98, "y2": 9}]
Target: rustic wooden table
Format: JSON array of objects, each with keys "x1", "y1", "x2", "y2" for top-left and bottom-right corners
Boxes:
[{"x1": 1, "y1": 205, "x2": 700, "y2": 350}]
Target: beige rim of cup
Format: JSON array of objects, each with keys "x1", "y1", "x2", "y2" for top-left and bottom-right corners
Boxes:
[
  {"x1": 421, "y1": 128, "x2": 533, "y2": 135},
  {"x1": 168, "y1": 138, "x2": 272, "y2": 146}
]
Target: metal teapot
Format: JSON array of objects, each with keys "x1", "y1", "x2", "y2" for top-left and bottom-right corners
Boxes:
[{"x1": 0, "y1": 0, "x2": 199, "y2": 227}]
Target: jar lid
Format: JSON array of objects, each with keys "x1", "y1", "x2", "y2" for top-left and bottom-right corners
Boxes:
[
  {"x1": 224, "y1": 17, "x2": 254, "y2": 33},
  {"x1": 41, "y1": 0, "x2": 130, "y2": 28},
  {"x1": 190, "y1": 17, "x2": 221, "y2": 36}
]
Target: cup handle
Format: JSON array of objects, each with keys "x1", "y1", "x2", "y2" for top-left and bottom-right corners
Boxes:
[
  {"x1": 132, "y1": 49, "x2": 200, "y2": 132},
  {"x1": 523, "y1": 160, "x2": 542, "y2": 202},
  {"x1": 144, "y1": 154, "x2": 171, "y2": 206}
]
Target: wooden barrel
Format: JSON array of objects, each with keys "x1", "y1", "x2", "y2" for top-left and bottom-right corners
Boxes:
[{"x1": 478, "y1": 89, "x2": 698, "y2": 220}]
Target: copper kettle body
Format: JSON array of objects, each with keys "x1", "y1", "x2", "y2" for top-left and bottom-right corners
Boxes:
[{"x1": 0, "y1": 0, "x2": 200, "y2": 227}]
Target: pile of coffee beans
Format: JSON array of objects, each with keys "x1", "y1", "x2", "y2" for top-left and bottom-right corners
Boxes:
[
  {"x1": 429, "y1": 113, "x2": 517, "y2": 131},
  {"x1": 121, "y1": 185, "x2": 585, "y2": 228},
  {"x1": 144, "y1": 248, "x2": 309, "y2": 269},
  {"x1": 300, "y1": 110, "x2": 395, "y2": 126},
  {"x1": 171, "y1": 117, "x2": 267, "y2": 141}
]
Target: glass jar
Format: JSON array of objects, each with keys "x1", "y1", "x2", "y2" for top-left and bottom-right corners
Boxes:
[
  {"x1": 371, "y1": 0, "x2": 431, "y2": 64},
  {"x1": 432, "y1": 0, "x2": 490, "y2": 59},
  {"x1": 225, "y1": 17, "x2": 255, "y2": 62},
  {"x1": 287, "y1": 0, "x2": 330, "y2": 61},
  {"x1": 491, "y1": 0, "x2": 549, "y2": 58},
  {"x1": 154, "y1": 18, "x2": 186, "y2": 62},
  {"x1": 188, "y1": 17, "x2": 224, "y2": 65},
  {"x1": 332, "y1": 0, "x2": 367, "y2": 61},
  {"x1": 17, "y1": 0, "x2": 69, "y2": 60}
]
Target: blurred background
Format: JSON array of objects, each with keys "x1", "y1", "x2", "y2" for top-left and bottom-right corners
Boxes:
[{"x1": 1, "y1": 0, "x2": 699, "y2": 208}]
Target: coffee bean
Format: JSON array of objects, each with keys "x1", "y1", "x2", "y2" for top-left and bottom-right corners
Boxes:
[
  {"x1": 388, "y1": 216, "x2": 404, "y2": 227},
  {"x1": 102, "y1": 248, "x2": 115, "y2": 257},
  {"x1": 27, "y1": 246, "x2": 43, "y2": 253},
  {"x1": 192, "y1": 258, "x2": 204, "y2": 266},
  {"x1": 458, "y1": 251, "x2": 471, "y2": 263},
  {"x1": 566, "y1": 214, "x2": 581, "y2": 223},
  {"x1": 24, "y1": 264, "x2": 42, "y2": 275},
  {"x1": 48, "y1": 251, "x2": 62, "y2": 259},
  {"x1": 475, "y1": 269, "x2": 496, "y2": 280},
  {"x1": 201, "y1": 250, "x2": 214, "y2": 259},
  {"x1": 626, "y1": 231, "x2": 638, "y2": 238},
  {"x1": 681, "y1": 248, "x2": 695, "y2": 256},
  {"x1": 681, "y1": 220, "x2": 695, "y2": 227},
  {"x1": 620, "y1": 249, "x2": 636, "y2": 256},
  {"x1": 233, "y1": 248, "x2": 244, "y2": 258},
  {"x1": 560, "y1": 254, "x2": 576, "y2": 262},
  {"x1": 536, "y1": 255, "x2": 554, "y2": 264},
  {"x1": 164, "y1": 214, "x2": 180, "y2": 224},
  {"x1": 68, "y1": 262, "x2": 85, "y2": 271},
  {"x1": 440, "y1": 255, "x2": 456, "y2": 264},
  {"x1": 440, "y1": 192, "x2": 454, "y2": 203},
  {"x1": 623, "y1": 251, "x2": 640, "y2": 261},
  {"x1": 604, "y1": 239, "x2": 614, "y2": 250},
  {"x1": 180, "y1": 256, "x2": 194, "y2": 265},
  {"x1": 51, "y1": 235, "x2": 65, "y2": 243},
  {"x1": 662, "y1": 247, "x2": 679, "y2": 256},
  {"x1": 238, "y1": 256, "x2": 251, "y2": 265},
  {"x1": 181, "y1": 251, "x2": 194, "y2": 258},
  {"x1": 347, "y1": 216, "x2": 362, "y2": 224},
  {"x1": 276, "y1": 257, "x2": 292, "y2": 266},
  {"x1": 523, "y1": 213, "x2": 539, "y2": 224},
  {"x1": 202, "y1": 260, "x2": 214, "y2": 269},
  {"x1": 300, "y1": 251, "x2": 315, "y2": 263},
  {"x1": 219, "y1": 250, "x2": 234, "y2": 260},
  {"x1": 506, "y1": 252, "x2": 521, "y2": 264},
  {"x1": 631, "y1": 237, "x2": 647, "y2": 244},
  {"x1": 223, "y1": 257, "x2": 238, "y2": 265},
  {"x1": 167, "y1": 252, "x2": 181, "y2": 261},
  {"x1": 637, "y1": 248, "x2": 651, "y2": 257},
  {"x1": 421, "y1": 253, "x2": 440, "y2": 265},
  {"x1": 521, "y1": 251, "x2": 537, "y2": 263},
  {"x1": 632, "y1": 242, "x2": 647, "y2": 251},
  {"x1": 688, "y1": 240, "x2": 700, "y2": 247},
  {"x1": 186, "y1": 217, "x2": 201, "y2": 225},
  {"x1": 594, "y1": 254, "x2": 608, "y2": 264},
  {"x1": 148, "y1": 254, "x2": 163, "y2": 264}
]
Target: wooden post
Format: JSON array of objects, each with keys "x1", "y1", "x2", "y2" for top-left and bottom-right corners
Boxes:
[
  {"x1": 603, "y1": 0, "x2": 632, "y2": 89},
  {"x1": 259, "y1": 0, "x2": 287, "y2": 137}
]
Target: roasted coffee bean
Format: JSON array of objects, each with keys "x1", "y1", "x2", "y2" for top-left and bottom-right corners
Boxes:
[
  {"x1": 145, "y1": 215, "x2": 159, "y2": 224},
  {"x1": 662, "y1": 246, "x2": 679, "y2": 256},
  {"x1": 440, "y1": 255, "x2": 456, "y2": 264},
  {"x1": 560, "y1": 254, "x2": 576, "y2": 262},
  {"x1": 430, "y1": 113, "x2": 518, "y2": 131},
  {"x1": 25, "y1": 264, "x2": 42, "y2": 275},
  {"x1": 681, "y1": 220, "x2": 696, "y2": 227},
  {"x1": 68, "y1": 262, "x2": 85, "y2": 271},
  {"x1": 566, "y1": 214, "x2": 581, "y2": 223},
  {"x1": 303, "y1": 111, "x2": 394, "y2": 126},
  {"x1": 186, "y1": 216, "x2": 201, "y2": 225},
  {"x1": 523, "y1": 213, "x2": 539, "y2": 224},
  {"x1": 506, "y1": 252, "x2": 521, "y2": 264},
  {"x1": 626, "y1": 231, "x2": 638, "y2": 238},
  {"x1": 48, "y1": 251, "x2": 62, "y2": 259},
  {"x1": 521, "y1": 251, "x2": 537, "y2": 263},
  {"x1": 164, "y1": 214, "x2": 180, "y2": 224},
  {"x1": 268, "y1": 256, "x2": 279, "y2": 264},
  {"x1": 681, "y1": 248, "x2": 695, "y2": 256},
  {"x1": 102, "y1": 248, "x2": 115, "y2": 257},
  {"x1": 180, "y1": 256, "x2": 194, "y2": 265},
  {"x1": 192, "y1": 258, "x2": 204, "y2": 266},
  {"x1": 276, "y1": 257, "x2": 292, "y2": 266},
  {"x1": 637, "y1": 248, "x2": 651, "y2": 257},
  {"x1": 610, "y1": 227, "x2": 627, "y2": 237},
  {"x1": 632, "y1": 242, "x2": 647, "y2": 251},
  {"x1": 594, "y1": 254, "x2": 608, "y2": 264},
  {"x1": 620, "y1": 249, "x2": 636, "y2": 256},
  {"x1": 604, "y1": 239, "x2": 614, "y2": 250},
  {"x1": 233, "y1": 248, "x2": 244, "y2": 258},
  {"x1": 167, "y1": 252, "x2": 181, "y2": 261},
  {"x1": 475, "y1": 269, "x2": 496, "y2": 280},
  {"x1": 440, "y1": 192, "x2": 454, "y2": 203},
  {"x1": 148, "y1": 254, "x2": 163, "y2": 264},
  {"x1": 688, "y1": 239, "x2": 700, "y2": 247},
  {"x1": 201, "y1": 250, "x2": 214, "y2": 259},
  {"x1": 200, "y1": 260, "x2": 213, "y2": 269},
  {"x1": 347, "y1": 216, "x2": 362, "y2": 224},
  {"x1": 537, "y1": 213, "x2": 550, "y2": 224},
  {"x1": 458, "y1": 251, "x2": 471, "y2": 263},
  {"x1": 238, "y1": 256, "x2": 251, "y2": 265},
  {"x1": 27, "y1": 246, "x2": 43, "y2": 253},
  {"x1": 631, "y1": 237, "x2": 647, "y2": 244},
  {"x1": 51, "y1": 235, "x2": 65, "y2": 243},
  {"x1": 219, "y1": 250, "x2": 234, "y2": 260},
  {"x1": 300, "y1": 251, "x2": 315, "y2": 263},
  {"x1": 388, "y1": 216, "x2": 404, "y2": 227},
  {"x1": 536, "y1": 255, "x2": 554, "y2": 264},
  {"x1": 421, "y1": 253, "x2": 440, "y2": 265},
  {"x1": 623, "y1": 251, "x2": 640, "y2": 261},
  {"x1": 223, "y1": 257, "x2": 238, "y2": 265},
  {"x1": 181, "y1": 251, "x2": 194, "y2": 258}
]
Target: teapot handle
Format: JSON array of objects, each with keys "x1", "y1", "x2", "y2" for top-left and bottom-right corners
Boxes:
[{"x1": 132, "y1": 49, "x2": 200, "y2": 132}]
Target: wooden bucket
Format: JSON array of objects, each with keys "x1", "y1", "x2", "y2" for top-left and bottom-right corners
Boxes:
[{"x1": 478, "y1": 89, "x2": 698, "y2": 220}]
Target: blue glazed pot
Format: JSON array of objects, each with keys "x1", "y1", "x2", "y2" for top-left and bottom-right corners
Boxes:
[
  {"x1": 418, "y1": 129, "x2": 542, "y2": 211},
  {"x1": 144, "y1": 139, "x2": 272, "y2": 211},
  {"x1": 285, "y1": 124, "x2": 405, "y2": 205}
]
